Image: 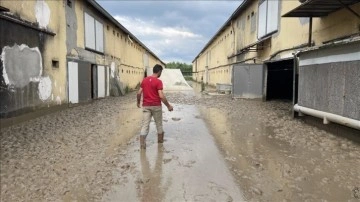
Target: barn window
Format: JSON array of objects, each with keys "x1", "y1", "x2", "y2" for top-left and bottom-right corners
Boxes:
[
  {"x1": 84, "y1": 12, "x2": 104, "y2": 52},
  {"x1": 258, "y1": 0, "x2": 279, "y2": 38}
]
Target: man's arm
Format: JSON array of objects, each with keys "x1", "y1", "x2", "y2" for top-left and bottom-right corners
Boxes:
[
  {"x1": 158, "y1": 90, "x2": 173, "y2": 111},
  {"x1": 137, "y1": 88, "x2": 143, "y2": 108}
]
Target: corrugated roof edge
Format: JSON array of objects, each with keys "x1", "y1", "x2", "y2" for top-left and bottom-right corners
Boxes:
[
  {"x1": 298, "y1": 35, "x2": 360, "y2": 55},
  {"x1": 192, "y1": 0, "x2": 251, "y2": 63},
  {"x1": 87, "y1": 0, "x2": 165, "y2": 65}
]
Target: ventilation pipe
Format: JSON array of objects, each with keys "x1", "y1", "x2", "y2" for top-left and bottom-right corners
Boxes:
[{"x1": 294, "y1": 104, "x2": 360, "y2": 130}]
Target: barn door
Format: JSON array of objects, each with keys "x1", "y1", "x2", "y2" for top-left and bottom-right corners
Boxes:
[{"x1": 232, "y1": 64, "x2": 263, "y2": 99}]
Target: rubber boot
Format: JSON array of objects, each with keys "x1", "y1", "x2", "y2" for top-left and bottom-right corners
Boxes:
[
  {"x1": 140, "y1": 136, "x2": 146, "y2": 149},
  {"x1": 158, "y1": 132, "x2": 164, "y2": 143}
]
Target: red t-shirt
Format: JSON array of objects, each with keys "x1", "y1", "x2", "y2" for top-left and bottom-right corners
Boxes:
[{"x1": 141, "y1": 76, "x2": 163, "y2": 106}]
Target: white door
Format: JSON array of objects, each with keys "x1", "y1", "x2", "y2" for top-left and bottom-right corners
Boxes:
[
  {"x1": 68, "y1": 61, "x2": 79, "y2": 104},
  {"x1": 97, "y1": 65, "x2": 105, "y2": 98},
  {"x1": 106, "y1": 66, "x2": 110, "y2": 96}
]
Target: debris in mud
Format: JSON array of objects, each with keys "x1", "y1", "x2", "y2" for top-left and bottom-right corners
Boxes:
[
  {"x1": 121, "y1": 164, "x2": 130, "y2": 170},
  {"x1": 226, "y1": 196, "x2": 233, "y2": 202},
  {"x1": 225, "y1": 156, "x2": 236, "y2": 162},
  {"x1": 353, "y1": 187, "x2": 360, "y2": 199},
  {"x1": 172, "y1": 117, "x2": 181, "y2": 121},
  {"x1": 163, "y1": 159, "x2": 172, "y2": 164},
  {"x1": 250, "y1": 187, "x2": 263, "y2": 195}
]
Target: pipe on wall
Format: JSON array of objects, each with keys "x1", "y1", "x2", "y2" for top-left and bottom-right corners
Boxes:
[{"x1": 294, "y1": 104, "x2": 360, "y2": 130}]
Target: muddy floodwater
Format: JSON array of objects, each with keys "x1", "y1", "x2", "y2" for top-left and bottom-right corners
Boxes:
[{"x1": 1, "y1": 82, "x2": 360, "y2": 202}]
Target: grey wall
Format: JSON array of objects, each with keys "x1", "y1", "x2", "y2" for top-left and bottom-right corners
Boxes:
[{"x1": 298, "y1": 44, "x2": 360, "y2": 120}]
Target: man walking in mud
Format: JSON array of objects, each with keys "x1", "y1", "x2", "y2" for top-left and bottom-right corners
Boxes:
[{"x1": 137, "y1": 64, "x2": 173, "y2": 149}]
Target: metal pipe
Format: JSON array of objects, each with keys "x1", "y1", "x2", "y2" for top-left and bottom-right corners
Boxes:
[
  {"x1": 269, "y1": 43, "x2": 308, "y2": 60},
  {"x1": 308, "y1": 17, "x2": 313, "y2": 47},
  {"x1": 294, "y1": 104, "x2": 360, "y2": 130}
]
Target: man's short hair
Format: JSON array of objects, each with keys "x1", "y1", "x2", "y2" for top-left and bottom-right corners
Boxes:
[{"x1": 153, "y1": 64, "x2": 163, "y2": 73}]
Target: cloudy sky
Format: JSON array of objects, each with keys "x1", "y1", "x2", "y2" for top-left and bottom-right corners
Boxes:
[{"x1": 97, "y1": 1, "x2": 242, "y2": 64}]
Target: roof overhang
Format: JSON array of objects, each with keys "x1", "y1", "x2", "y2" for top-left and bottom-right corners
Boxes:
[
  {"x1": 0, "y1": 6, "x2": 10, "y2": 12},
  {"x1": 228, "y1": 35, "x2": 271, "y2": 59},
  {"x1": 283, "y1": 0, "x2": 360, "y2": 17}
]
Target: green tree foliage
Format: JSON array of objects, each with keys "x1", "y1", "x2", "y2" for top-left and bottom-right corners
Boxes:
[{"x1": 166, "y1": 62, "x2": 192, "y2": 75}]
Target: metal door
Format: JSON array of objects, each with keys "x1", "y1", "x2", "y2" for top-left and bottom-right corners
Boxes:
[
  {"x1": 232, "y1": 64, "x2": 263, "y2": 99},
  {"x1": 78, "y1": 61, "x2": 91, "y2": 102},
  {"x1": 92, "y1": 65, "x2": 97, "y2": 99}
]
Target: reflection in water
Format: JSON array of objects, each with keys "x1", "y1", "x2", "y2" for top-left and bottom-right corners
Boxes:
[
  {"x1": 139, "y1": 145, "x2": 165, "y2": 202},
  {"x1": 103, "y1": 104, "x2": 244, "y2": 201}
]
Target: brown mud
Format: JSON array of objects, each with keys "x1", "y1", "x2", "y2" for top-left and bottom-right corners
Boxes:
[{"x1": 1, "y1": 82, "x2": 359, "y2": 202}]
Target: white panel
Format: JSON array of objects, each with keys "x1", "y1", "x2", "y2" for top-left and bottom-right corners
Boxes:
[
  {"x1": 299, "y1": 43, "x2": 360, "y2": 66},
  {"x1": 143, "y1": 53, "x2": 149, "y2": 68},
  {"x1": 267, "y1": 0, "x2": 279, "y2": 34},
  {"x1": 258, "y1": 1, "x2": 267, "y2": 38},
  {"x1": 85, "y1": 13, "x2": 95, "y2": 50},
  {"x1": 106, "y1": 66, "x2": 110, "y2": 96},
  {"x1": 95, "y1": 20, "x2": 104, "y2": 52},
  {"x1": 97, "y1": 65, "x2": 105, "y2": 98},
  {"x1": 68, "y1": 62, "x2": 79, "y2": 104}
]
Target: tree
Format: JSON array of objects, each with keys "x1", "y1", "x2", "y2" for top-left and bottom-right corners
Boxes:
[{"x1": 166, "y1": 62, "x2": 192, "y2": 75}]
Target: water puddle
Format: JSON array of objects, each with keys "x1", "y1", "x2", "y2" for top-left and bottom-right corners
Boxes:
[{"x1": 102, "y1": 104, "x2": 245, "y2": 201}]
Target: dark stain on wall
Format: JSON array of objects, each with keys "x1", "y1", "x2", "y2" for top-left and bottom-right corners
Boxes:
[{"x1": 0, "y1": 18, "x2": 50, "y2": 118}]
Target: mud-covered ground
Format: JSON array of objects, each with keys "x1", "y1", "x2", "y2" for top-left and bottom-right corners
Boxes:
[
  {"x1": 167, "y1": 88, "x2": 360, "y2": 201},
  {"x1": 0, "y1": 95, "x2": 143, "y2": 202},
  {"x1": 1, "y1": 83, "x2": 360, "y2": 201}
]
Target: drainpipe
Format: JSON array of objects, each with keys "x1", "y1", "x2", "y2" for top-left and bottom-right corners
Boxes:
[
  {"x1": 231, "y1": 20, "x2": 236, "y2": 60},
  {"x1": 308, "y1": 17, "x2": 313, "y2": 47},
  {"x1": 292, "y1": 52, "x2": 299, "y2": 118},
  {"x1": 294, "y1": 104, "x2": 360, "y2": 130}
]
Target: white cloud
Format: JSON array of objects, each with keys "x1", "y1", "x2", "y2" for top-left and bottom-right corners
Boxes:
[
  {"x1": 98, "y1": 1, "x2": 241, "y2": 63},
  {"x1": 114, "y1": 15, "x2": 201, "y2": 39},
  {"x1": 114, "y1": 15, "x2": 203, "y2": 63}
]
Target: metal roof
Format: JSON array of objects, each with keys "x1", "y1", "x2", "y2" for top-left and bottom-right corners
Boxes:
[
  {"x1": 283, "y1": 0, "x2": 360, "y2": 17},
  {"x1": 87, "y1": 0, "x2": 165, "y2": 65}
]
